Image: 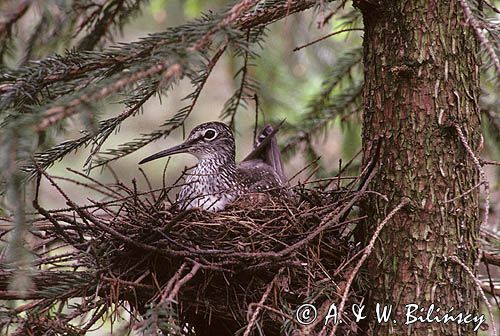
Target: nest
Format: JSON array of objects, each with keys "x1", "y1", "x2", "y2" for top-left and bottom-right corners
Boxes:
[{"x1": 0, "y1": 168, "x2": 373, "y2": 336}]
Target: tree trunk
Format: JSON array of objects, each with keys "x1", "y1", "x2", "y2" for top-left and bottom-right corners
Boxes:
[{"x1": 355, "y1": 0, "x2": 482, "y2": 334}]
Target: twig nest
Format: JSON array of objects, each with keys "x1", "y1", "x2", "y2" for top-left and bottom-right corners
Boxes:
[
  {"x1": 3, "y1": 179, "x2": 364, "y2": 335},
  {"x1": 97, "y1": 183, "x2": 361, "y2": 334},
  {"x1": 228, "y1": 192, "x2": 281, "y2": 210}
]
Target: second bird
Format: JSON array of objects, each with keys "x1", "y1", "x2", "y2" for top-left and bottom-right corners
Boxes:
[{"x1": 139, "y1": 121, "x2": 287, "y2": 211}]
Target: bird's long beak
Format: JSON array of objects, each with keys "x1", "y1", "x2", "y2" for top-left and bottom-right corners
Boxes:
[{"x1": 139, "y1": 142, "x2": 190, "y2": 164}]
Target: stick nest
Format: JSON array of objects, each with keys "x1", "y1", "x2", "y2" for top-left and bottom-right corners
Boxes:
[{"x1": 1, "y1": 170, "x2": 370, "y2": 336}]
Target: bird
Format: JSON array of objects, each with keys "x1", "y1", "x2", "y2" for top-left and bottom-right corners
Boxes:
[{"x1": 139, "y1": 121, "x2": 288, "y2": 211}]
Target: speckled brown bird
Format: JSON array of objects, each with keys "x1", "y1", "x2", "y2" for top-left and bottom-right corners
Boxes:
[{"x1": 139, "y1": 121, "x2": 287, "y2": 211}]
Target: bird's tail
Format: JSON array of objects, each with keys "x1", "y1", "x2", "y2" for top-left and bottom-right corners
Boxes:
[{"x1": 242, "y1": 122, "x2": 288, "y2": 184}]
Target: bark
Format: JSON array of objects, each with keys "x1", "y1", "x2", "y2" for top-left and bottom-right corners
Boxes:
[{"x1": 355, "y1": 0, "x2": 482, "y2": 334}]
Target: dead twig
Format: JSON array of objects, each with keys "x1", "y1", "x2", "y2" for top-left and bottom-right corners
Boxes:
[
  {"x1": 293, "y1": 28, "x2": 363, "y2": 52},
  {"x1": 328, "y1": 197, "x2": 410, "y2": 336},
  {"x1": 454, "y1": 123, "x2": 489, "y2": 271},
  {"x1": 243, "y1": 270, "x2": 282, "y2": 336},
  {"x1": 451, "y1": 255, "x2": 497, "y2": 336}
]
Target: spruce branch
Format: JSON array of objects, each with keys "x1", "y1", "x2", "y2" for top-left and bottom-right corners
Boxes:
[
  {"x1": 281, "y1": 46, "x2": 363, "y2": 165},
  {"x1": 7, "y1": 3, "x2": 330, "y2": 172},
  {"x1": 5, "y1": 0, "x2": 149, "y2": 66},
  {"x1": 90, "y1": 46, "x2": 227, "y2": 169},
  {"x1": 36, "y1": 63, "x2": 183, "y2": 132},
  {"x1": 3, "y1": 1, "x2": 329, "y2": 177},
  {"x1": 0, "y1": 0, "x2": 30, "y2": 64},
  {"x1": 307, "y1": 47, "x2": 362, "y2": 119},
  {"x1": 75, "y1": 0, "x2": 149, "y2": 51},
  {"x1": 20, "y1": 86, "x2": 157, "y2": 176},
  {"x1": 190, "y1": 0, "x2": 260, "y2": 51},
  {"x1": 1, "y1": 0, "x2": 328, "y2": 113},
  {"x1": 83, "y1": 88, "x2": 156, "y2": 172},
  {"x1": 283, "y1": 80, "x2": 363, "y2": 157},
  {"x1": 459, "y1": 0, "x2": 500, "y2": 76},
  {"x1": 220, "y1": 29, "x2": 262, "y2": 129}
]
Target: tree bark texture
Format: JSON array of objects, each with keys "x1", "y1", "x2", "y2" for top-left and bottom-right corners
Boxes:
[{"x1": 355, "y1": 0, "x2": 482, "y2": 334}]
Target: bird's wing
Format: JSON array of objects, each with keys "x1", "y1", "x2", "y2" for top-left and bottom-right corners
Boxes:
[
  {"x1": 242, "y1": 122, "x2": 287, "y2": 184},
  {"x1": 237, "y1": 160, "x2": 284, "y2": 192}
]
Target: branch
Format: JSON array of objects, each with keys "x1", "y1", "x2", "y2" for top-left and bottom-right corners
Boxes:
[
  {"x1": 190, "y1": 0, "x2": 259, "y2": 51},
  {"x1": 0, "y1": 1, "x2": 30, "y2": 61},
  {"x1": 458, "y1": 0, "x2": 500, "y2": 76},
  {"x1": 0, "y1": 1, "x2": 30, "y2": 37},
  {"x1": 293, "y1": 28, "x2": 363, "y2": 51},
  {"x1": 451, "y1": 255, "x2": 497, "y2": 336},
  {"x1": 327, "y1": 198, "x2": 410, "y2": 336},
  {"x1": 166, "y1": 262, "x2": 201, "y2": 302},
  {"x1": 243, "y1": 270, "x2": 282, "y2": 336},
  {"x1": 35, "y1": 63, "x2": 183, "y2": 132},
  {"x1": 482, "y1": 251, "x2": 500, "y2": 267},
  {"x1": 76, "y1": 0, "x2": 148, "y2": 51},
  {"x1": 453, "y1": 123, "x2": 489, "y2": 270},
  {"x1": 2, "y1": 0, "x2": 328, "y2": 108},
  {"x1": 90, "y1": 45, "x2": 227, "y2": 169}
]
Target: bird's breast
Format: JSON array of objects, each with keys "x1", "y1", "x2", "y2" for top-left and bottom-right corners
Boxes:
[{"x1": 176, "y1": 163, "x2": 239, "y2": 211}]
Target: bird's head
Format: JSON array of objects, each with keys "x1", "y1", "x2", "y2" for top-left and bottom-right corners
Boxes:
[{"x1": 139, "y1": 121, "x2": 235, "y2": 164}]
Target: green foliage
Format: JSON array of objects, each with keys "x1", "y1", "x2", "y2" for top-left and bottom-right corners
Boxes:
[
  {"x1": 0, "y1": 1, "x2": 149, "y2": 68},
  {"x1": 220, "y1": 28, "x2": 265, "y2": 128},
  {"x1": 0, "y1": 0, "x2": 499, "y2": 333}
]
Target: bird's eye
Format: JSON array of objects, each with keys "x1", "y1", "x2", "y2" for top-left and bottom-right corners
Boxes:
[{"x1": 203, "y1": 129, "x2": 217, "y2": 140}]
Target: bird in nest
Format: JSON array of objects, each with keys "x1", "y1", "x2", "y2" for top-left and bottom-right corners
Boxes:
[{"x1": 139, "y1": 121, "x2": 289, "y2": 211}]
